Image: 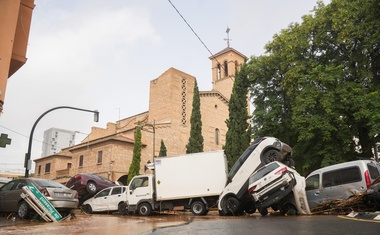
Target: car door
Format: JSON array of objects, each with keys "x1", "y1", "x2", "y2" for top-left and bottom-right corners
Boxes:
[
  {"x1": 305, "y1": 174, "x2": 326, "y2": 208},
  {"x1": 107, "y1": 187, "x2": 124, "y2": 211},
  {"x1": 91, "y1": 188, "x2": 112, "y2": 211},
  {"x1": 0, "y1": 179, "x2": 27, "y2": 212},
  {"x1": 128, "y1": 176, "x2": 151, "y2": 206}
]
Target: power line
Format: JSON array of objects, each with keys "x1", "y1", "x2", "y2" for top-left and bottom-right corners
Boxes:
[{"x1": 167, "y1": 0, "x2": 224, "y2": 68}]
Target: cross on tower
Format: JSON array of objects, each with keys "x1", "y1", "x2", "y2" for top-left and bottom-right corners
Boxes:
[
  {"x1": 224, "y1": 27, "x2": 231, "y2": 48},
  {"x1": 0, "y1": 133, "x2": 11, "y2": 148}
]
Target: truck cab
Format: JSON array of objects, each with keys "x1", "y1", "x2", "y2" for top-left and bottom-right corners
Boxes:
[{"x1": 126, "y1": 174, "x2": 154, "y2": 215}]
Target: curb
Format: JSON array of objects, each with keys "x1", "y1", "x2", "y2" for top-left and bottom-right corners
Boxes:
[{"x1": 343, "y1": 211, "x2": 380, "y2": 222}]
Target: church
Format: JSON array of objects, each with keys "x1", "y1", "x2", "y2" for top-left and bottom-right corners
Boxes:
[{"x1": 33, "y1": 45, "x2": 246, "y2": 185}]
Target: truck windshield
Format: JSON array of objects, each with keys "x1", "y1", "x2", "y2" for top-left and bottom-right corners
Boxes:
[{"x1": 227, "y1": 137, "x2": 265, "y2": 181}]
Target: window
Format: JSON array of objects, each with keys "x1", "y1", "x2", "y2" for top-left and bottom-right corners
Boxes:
[
  {"x1": 131, "y1": 177, "x2": 149, "y2": 189},
  {"x1": 97, "y1": 151, "x2": 103, "y2": 164},
  {"x1": 45, "y1": 163, "x2": 51, "y2": 173},
  {"x1": 224, "y1": 61, "x2": 228, "y2": 77},
  {"x1": 368, "y1": 163, "x2": 380, "y2": 179},
  {"x1": 38, "y1": 165, "x2": 41, "y2": 175},
  {"x1": 306, "y1": 175, "x2": 320, "y2": 191},
  {"x1": 111, "y1": 187, "x2": 122, "y2": 195},
  {"x1": 215, "y1": 128, "x2": 220, "y2": 145},
  {"x1": 96, "y1": 188, "x2": 111, "y2": 198},
  {"x1": 217, "y1": 64, "x2": 221, "y2": 80},
  {"x1": 322, "y1": 167, "x2": 361, "y2": 188},
  {"x1": 79, "y1": 155, "x2": 84, "y2": 168}
]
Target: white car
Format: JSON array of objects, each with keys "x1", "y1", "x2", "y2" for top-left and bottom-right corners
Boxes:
[
  {"x1": 248, "y1": 161, "x2": 311, "y2": 216},
  {"x1": 218, "y1": 137, "x2": 294, "y2": 216},
  {"x1": 82, "y1": 186, "x2": 128, "y2": 214}
]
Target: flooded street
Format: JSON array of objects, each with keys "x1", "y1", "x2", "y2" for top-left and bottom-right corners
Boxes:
[{"x1": 1, "y1": 210, "x2": 379, "y2": 235}]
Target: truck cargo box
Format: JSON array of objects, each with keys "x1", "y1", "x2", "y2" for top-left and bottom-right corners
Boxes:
[{"x1": 154, "y1": 150, "x2": 227, "y2": 201}]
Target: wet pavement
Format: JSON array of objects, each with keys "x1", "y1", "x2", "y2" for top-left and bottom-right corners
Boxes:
[{"x1": 1, "y1": 209, "x2": 379, "y2": 235}]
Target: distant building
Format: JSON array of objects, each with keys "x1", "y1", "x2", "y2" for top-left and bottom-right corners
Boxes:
[{"x1": 41, "y1": 128, "x2": 76, "y2": 157}]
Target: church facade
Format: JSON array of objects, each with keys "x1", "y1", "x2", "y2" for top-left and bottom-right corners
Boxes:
[{"x1": 34, "y1": 47, "x2": 246, "y2": 185}]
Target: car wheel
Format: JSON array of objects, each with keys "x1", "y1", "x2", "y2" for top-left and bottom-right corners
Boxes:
[
  {"x1": 86, "y1": 181, "x2": 97, "y2": 194},
  {"x1": 225, "y1": 196, "x2": 242, "y2": 215},
  {"x1": 118, "y1": 202, "x2": 128, "y2": 215},
  {"x1": 17, "y1": 201, "x2": 30, "y2": 219},
  {"x1": 283, "y1": 157, "x2": 295, "y2": 168},
  {"x1": 137, "y1": 202, "x2": 152, "y2": 216},
  {"x1": 261, "y1": 149, "x2": 280, "y2": 164},
  {"x1": 259, "y1": 208, "x2": 268, "y2": 216},
  {"x1": 280, "y1": 203, "x2": 297, "y2": 215},
  {"x1": 190, "y1": 201, "x2": 207, "y2": 216},
  {"x1": 82, "y1": 204, "x2": 93, "y2": 214},
  {"x1": 244, "y1": 202, "x2": 256, "y2": 214}
]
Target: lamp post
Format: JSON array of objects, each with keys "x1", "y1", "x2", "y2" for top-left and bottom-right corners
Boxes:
[
  {"x1": 24, "y1": 106, "x2": 99, "y2": 178},
  {"x1": 139, "y1": 120, "x2": 155, "y2": 161}
]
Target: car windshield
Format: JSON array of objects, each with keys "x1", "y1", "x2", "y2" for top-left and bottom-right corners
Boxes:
[
  {"x1": 228, "y1": 137, "x2": 265, "y2": 180},
  {"x1": 33, "y1": 179, "x2": 64, "y2": 188},
  {"x1": 249, "y1": 162, "x2": 280, "y2": 184}
]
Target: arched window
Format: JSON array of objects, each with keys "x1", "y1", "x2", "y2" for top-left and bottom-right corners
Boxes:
[
  {"x1": 224, "y1": 61, "x2": 228, "y2": 77},
  {"x1": 215, "y1": 128, "x2": 220, "y2": 145}
]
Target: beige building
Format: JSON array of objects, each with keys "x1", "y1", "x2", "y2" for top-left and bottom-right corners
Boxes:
[
  {"x1": 0, "y1": 0, "x2": 35, "y2": 114},
  {"x1": 34, "y1": 47, "x2": 246, "y2": 185}
]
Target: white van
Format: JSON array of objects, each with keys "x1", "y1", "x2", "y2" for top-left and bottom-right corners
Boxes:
[
  {"x1": 305, "y1": 160, "x2": 380, "y2": 209},
  {"x1": 218, "y1": 136, "x2": 293, "y2": 215}
]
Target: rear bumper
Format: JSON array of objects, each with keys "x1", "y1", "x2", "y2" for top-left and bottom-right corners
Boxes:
[{"x1": 50, "y1": 200, "x2": 79, "y2": 209}]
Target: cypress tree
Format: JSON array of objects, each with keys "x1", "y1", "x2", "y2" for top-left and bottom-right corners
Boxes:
[
  {"x1": 186, "y1": 80, "x2": 204, "y2": 153},
  {"x1": 127, "y1": 122, "x2": 142, "y2": 184},
  {"x1": 158, "y1": 139, "x2": 167, "y2": 157},
  {"x1": 224, "y1": 62, "x2": 251, "y2": 170}
]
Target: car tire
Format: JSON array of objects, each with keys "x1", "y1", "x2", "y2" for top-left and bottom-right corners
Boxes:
[
  {"x1": 259, "y1": 208, "x2": 268, "y2": 216},
  {"x1": 261, "y1": 149, "x2": 280, "y2": 164},
  {"x1": 244, "y1": 202, "x2": 256, "y2": 214},
  {"x1": 225, "y1": 196, "x2": 242, "y2": 215},
  {"x1": 137, "y1": 202, "x2": 152, "y2": 216},
  {"x1": 82, "y1": 204, "x2": 93, "y2": 214},
  {"x1": 280, "y1": 203, "x2": 297, "y2": 215},
  {"x1": 118, "y1": 202, "x2": 128, "y2": 215},
  {"x1": 17, "y1": 201, "x2": 30, "y2": 219},
  {"x1": 86, "y1": 181, "x2": 97, "y2": 194},
  {"x1": 190, "y1": 201, "x2": 207, "y2": 216}
]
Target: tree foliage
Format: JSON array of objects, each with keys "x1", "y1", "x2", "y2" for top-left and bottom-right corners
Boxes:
[
  {"x1": 158, "y1": 139, "x2": 167, "y2": 157},
  {"x1": 248, "y1": 0, "x2": 380, "y2": 174},
  {"x1": 127, "y1": 122, "x2": 142, "y2": 184},
  {"x1": 224, "y1": 62, "x2": 251, "y2": 170},
  {"x1": 186, "y1": 80, "x2": 204, "y2": 153}
]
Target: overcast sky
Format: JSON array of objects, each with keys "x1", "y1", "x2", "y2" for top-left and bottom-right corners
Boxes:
[{"x1": 0, "y1": 0, "x2": 329, "y2": 173}]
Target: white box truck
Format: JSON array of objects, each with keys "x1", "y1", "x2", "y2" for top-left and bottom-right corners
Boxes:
[{"x1": 125, "y1": 150, "x2": 228, "y2": 216}]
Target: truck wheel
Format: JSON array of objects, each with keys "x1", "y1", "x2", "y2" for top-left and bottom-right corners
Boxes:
[
  {"x1": 137, "y1": 202, "x2": 152, "y2": 216},
  {"x1": 17, "y1": 201, "x2": 30, "y2": 219},
  {"x1": 190, "y1": 201, "x2": 206, "y2": 216},
  {"x1": 118, "y1": 202, "x2": 127, "y2": 215},
  {"x1": 86, "y1": 181, "x2": 97, "y2": 194},
  {"x1": 261, "y1": 149, "x2": 280, "y2": 164}
]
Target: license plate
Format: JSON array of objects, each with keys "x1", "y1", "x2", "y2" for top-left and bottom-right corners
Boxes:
[{"x1": 55, "y1": 192, "x2": 71, "y2": 197}]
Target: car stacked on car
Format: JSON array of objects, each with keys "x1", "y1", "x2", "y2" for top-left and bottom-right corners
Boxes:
[
  {"x1": 81, "y1": 186, "x2": 128, "y2": 214},
  {"x1": 0, "y1": 178, "x2": 79, "y2": 219}
]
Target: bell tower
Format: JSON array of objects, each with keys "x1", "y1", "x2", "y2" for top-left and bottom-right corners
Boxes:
[{"x1": 209, "y1": 28, "x2": 246, "y2": 99}]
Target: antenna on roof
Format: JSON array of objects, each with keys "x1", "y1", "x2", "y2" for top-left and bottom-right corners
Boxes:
[{"x1": 224, "y1": 27, "x2": 231, "y2": 48}]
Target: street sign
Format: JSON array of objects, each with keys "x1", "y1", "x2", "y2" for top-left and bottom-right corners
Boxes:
[
  {"x1": 0, "y1": 133, "x2": 11, "y2": 148},
  {"x1": 22, "y1": 183, "x2": 62, "y2": 222}
]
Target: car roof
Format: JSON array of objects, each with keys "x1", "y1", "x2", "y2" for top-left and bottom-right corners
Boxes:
[{"x1": 307, "y1": 160, "x2": 375, "y2": 177}]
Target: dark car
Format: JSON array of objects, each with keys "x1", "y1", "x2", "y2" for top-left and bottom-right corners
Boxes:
[
  {"x1": 0, "y1": 178, "x2": 79, "y2": 219},
  {"x1": 65, "y1": 173, "x2": 118, "y2": 201}
]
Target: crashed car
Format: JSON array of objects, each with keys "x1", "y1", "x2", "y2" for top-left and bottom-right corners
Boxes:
[
  {"x1": 248, "y1": 161, "x2": 311, "y2": 216},
  {"x1": 82, "y1": 186, "x2": 128, "y2": 214},
  {"x1": 218, "y1": 137, "x2": 295, "y2": 216}
]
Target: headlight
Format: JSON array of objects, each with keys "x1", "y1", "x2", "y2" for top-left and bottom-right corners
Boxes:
[{"x1": 273, "y1": 141, "x2": 282, "y2": 149}]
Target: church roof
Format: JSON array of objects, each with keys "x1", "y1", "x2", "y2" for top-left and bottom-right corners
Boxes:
[{"x1": 208, "y1": 47, "x2": 247, "y2": 60}]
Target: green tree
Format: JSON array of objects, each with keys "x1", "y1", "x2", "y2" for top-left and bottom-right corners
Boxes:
[
  {"x1": 248, "y1": 0, "x2": 380, "y2": 174},
  {"x1": 224, "y1": 62, "x2": 251, "y2": 170},
  {"x1": 127, "y1": 122, "x2": 142, "y2": 184},
  {"x1": 158, "y1": 139, "x2": 167, "y2": 157},
  {"x1": 186, "y1": 80, "x2": 204, "y2": 153}
]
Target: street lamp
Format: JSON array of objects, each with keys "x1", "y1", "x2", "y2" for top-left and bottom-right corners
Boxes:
[
  {"x1": 138, "y1": 120, "x2": 155, "y2": 161},
  {"x1": 24, "y1": 106, "x2": 99, "y2": 178}
]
